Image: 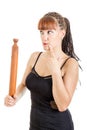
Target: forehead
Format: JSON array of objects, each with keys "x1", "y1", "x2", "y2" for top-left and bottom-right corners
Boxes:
[{"x1": 38, "y1": 16, "x2": 58, "y2": 30}]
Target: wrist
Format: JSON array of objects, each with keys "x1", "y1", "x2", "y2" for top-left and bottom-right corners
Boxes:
[{"x1": 52, "y1": 69, "x2": 61, "y2": 76}]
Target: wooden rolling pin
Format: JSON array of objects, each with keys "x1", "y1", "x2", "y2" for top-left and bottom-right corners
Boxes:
[{"x1": 9, "y1": 38, "x2": 19, "y2": 97}]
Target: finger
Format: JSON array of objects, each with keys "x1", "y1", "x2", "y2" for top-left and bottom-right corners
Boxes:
[
  {"x1": 13, "y1": 94, "x2": 17, "y2": 99},
  {"x1": 5, "y1": 99, "x2": 16, "y2": 106},
  {"x1": 6, "y1": 102, "x2": 16, "y2": 107},
  {"x1": 4, "y1": 96, "x2": 16, "y2": 106},
  {"x1": 48, "y1": 45, "x2": 55, "y2": 57},
  {"x1": 49, "y1": 44, "x2": 53, "y2": 52},
  {"x1": 7, "y1": 95, "x2": 17, "y2": 101},
  {"x1": 7, "y1": 95, "x2": 14, "y2": 100}
]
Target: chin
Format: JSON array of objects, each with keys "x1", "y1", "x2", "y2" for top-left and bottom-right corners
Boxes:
[{"x1": 43, "y1": 46, "x2": 49, "y2": 51}]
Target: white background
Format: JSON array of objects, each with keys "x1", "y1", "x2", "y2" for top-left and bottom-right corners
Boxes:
[{"x1": 0, "y1": 0, "x2": 87, "y2": 130}]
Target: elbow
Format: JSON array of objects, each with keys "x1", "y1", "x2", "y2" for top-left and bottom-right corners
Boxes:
[
  {"x1": 57, "y1": 98, "x2": 71, "y2": 112},
  {"x1": 58, "y1": 105, "x2": 68, "y2": 112}
]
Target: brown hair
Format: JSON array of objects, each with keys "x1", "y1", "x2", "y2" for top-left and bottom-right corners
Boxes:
[{"x1": 38, "y1": 12, "x2": 79, "y2": 61}]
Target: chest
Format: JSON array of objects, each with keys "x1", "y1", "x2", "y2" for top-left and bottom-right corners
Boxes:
[
  {"x1": 34, "y1": 59, "x2": 65, "y2": 78},
  {"x1": 26, "y1": 71, "x2": 53, "y2": 99}
]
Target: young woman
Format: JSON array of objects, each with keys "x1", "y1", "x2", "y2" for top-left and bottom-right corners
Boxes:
[{"x1": 5, "y1": 12, "x2": 79, "y2": 130}]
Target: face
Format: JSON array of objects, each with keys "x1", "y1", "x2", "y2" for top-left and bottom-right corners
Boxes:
[{"x1": 39, "y1": 26, "x2": 65, "y2": 51}]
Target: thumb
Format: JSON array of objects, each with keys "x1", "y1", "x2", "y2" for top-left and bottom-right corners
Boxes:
[{"x1": 13, "y1": 94, "x2": 17, "y2": 100}]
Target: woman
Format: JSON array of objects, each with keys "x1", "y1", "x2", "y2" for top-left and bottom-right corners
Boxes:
[{"x1": 5, "y1": 12, "x2": 79, "y2": 130}]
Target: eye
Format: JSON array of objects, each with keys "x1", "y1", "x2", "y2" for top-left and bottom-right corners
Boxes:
[
  {"x1": 47, "y1": 30, "x2": 53, "y2": 34},
  {"x1": 40, "y1": 30, "x2": 44, "y2": 35}
]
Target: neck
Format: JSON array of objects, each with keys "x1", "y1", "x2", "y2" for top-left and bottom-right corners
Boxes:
[{"x1": 46, "y1": 48, "x2": 65, "y2": 59}]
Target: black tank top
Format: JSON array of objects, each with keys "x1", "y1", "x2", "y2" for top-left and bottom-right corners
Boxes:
[{"x1": 25, "y1": 52, "x2": 74, "y2": 130}]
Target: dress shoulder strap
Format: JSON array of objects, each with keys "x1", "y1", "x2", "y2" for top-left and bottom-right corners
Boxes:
[
  {"x1": 33, "y1": 52, "x2": 42, "y2": 68},
  {"x1": 61, "y1": 57, "x2": 71, "y2": 69}
]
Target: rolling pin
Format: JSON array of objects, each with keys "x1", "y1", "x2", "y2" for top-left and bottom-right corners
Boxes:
[{"x1": 9, "y1": 38, "x2": 19, "y2": 97}]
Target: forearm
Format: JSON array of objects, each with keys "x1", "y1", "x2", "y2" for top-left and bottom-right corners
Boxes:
[
  {"x1": 16, "y1": 83, "x2": 26, "y2": 101},
  {"x1": 52, "y1": 72, "x2": 70, "y2": 111}
]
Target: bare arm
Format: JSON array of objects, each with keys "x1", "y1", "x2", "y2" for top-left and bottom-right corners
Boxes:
[
  {"x1": 52, "y1": 58, "x2": 79, "y2": 111},
  {"x1": 47, "y1": 45, "x2": 79, "y2": 112},
  {"x1": 4, "y1": 52, "x2": 39, "y2": 106}
]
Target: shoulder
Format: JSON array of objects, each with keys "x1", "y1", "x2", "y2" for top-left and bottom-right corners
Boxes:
[
  {"x1": 30, "y1": 51, "x2": 42, "y2": 61},
  {"x1": 66, "y1": 57, "x2": 78, "y2": 67},
  {"x1": 65, "y1": 57, "x2": 79, "y2": 74},
  {"x1": 30, "y1": 51, "x2": 40, "y2": 58},
  {"x1": 28, "y1": 51, "x2": 42, "y2": 67}
]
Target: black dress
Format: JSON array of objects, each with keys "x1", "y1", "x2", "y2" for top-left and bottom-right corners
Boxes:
[{"x1": 25, "y1": 52, "x2": 74, "y2": 130}]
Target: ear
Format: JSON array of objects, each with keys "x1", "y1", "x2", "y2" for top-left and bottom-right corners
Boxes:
[{"x1": 61, "y1": 29, "x2": 66, "y2": 39}]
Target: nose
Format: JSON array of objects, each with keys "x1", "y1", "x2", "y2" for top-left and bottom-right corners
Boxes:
[{"x1": 41, "y1": 33, "x2": 48, "y2": 41}]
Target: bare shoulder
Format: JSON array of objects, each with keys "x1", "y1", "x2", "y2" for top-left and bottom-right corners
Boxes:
[
  {"x1": 65, "y1": 57, "x2": 79, "y2": 73},
  {"x1": 28, "y1": 51, "x2": 41, "y2": 67},
  {"x1": 30, "y1": 51, "x2": 41, "y2": 61},
  {"x1": 67, "y1": 58, "x2": 78, "y2": 67},
  {"x1": 30, "y1": 51, "x2": 41, "y2": 58}
]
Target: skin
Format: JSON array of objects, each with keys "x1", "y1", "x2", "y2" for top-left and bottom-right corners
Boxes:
[{"x1": 4, "y1": 24, "x2": 79, "y2": 112}]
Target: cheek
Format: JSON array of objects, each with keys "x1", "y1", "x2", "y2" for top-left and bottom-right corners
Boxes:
[{"x1": 50, "y1": 37, "x2": 59, "y2": 46}]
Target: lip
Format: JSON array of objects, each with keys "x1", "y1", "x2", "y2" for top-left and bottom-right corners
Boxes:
[{"x1": 43, "y1": 43, "x2": 48, "y2": 46}]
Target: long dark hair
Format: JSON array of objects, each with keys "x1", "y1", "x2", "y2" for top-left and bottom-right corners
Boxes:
[{"x1": 62, "y1": 17, "x2": 79, "y2": 60}]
